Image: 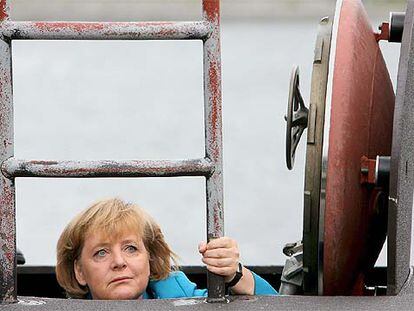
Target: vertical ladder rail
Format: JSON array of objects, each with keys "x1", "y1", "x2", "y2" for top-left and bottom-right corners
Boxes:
[
  {"x1": 0, "y1": 0, "x2": 226, "y2": 303},
  {"x1": 0, "y1": 0, "x2": 15, "y2": 303},
  {"x1": 202, "y1": 0, "x2": 226, "y2": 301}
]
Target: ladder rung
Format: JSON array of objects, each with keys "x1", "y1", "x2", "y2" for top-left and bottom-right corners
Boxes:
[
  {"x1": 0, "y1": 21, "x2": 211, "y2": 40},
  {"x1": 1, "y1": 158, "x2": 214, "y2": 178}
]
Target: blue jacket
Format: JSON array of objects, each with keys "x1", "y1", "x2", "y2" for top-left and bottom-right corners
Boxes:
[{"x1": 143, "y1": 271, "x2": 278, "y2": 299}]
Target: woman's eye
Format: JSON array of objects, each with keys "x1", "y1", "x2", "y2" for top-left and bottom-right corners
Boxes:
[
  {"x1": 94, "y1": 249, "x2": 107, "y2": 258},
  {"x1": 125, "y1": 245, "x2": 138, "y2": 253}
]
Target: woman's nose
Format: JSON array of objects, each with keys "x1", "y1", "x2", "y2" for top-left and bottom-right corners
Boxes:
[{"x1": 111, "y1": 250, "x2": 127, "y2": 270}]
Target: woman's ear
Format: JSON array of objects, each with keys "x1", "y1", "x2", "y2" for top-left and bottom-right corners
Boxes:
[{"x1": 74, "y1": 259, "x2": 87, "y2": 286}]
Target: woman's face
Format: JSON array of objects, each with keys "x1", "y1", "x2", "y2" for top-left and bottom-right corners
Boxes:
[{"x1": 74, "y1": 230, "x2": 150, "y2": 300}]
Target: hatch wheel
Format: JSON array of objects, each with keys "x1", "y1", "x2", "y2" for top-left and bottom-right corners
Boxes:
[{"x1": 285, "y1": 66, "x2": 308, "y2": 170}]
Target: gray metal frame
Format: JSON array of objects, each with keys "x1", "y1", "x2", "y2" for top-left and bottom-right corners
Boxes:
[
  {"x1": 387, "y1": 0, "x2": 414, "y2": 296},
  {"x1": 0, "y1": 0, "x2": 226, "y2": 303}
]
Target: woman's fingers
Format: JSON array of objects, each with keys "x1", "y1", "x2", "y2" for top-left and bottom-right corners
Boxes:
[
  {"x1": 199, "y1": 237, "x2": 240, "y2": 279},
  {"x1": 205, "y1": 236, "x2": 236, "y2": 250},
  {"x1": 200, "y1": 237, "x2": 240, "y2": 279},
  {"x1": 202, "y1": 256, "x2": 236, "y2": 268},
  {"x1": 198, "y1": 241, "x2": 207, "y2": 254},
  {"x1": 205, "y1": 265, "x2": 235, "y2": 277},
  {"x1": 199, "y1": 237, "x2": 240, "y2": 260},
  {"x1": 203, "y1": 247, "x2": 239, "y2": 259}
]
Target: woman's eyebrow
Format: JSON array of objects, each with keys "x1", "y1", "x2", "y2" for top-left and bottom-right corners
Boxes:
[
  {"x1": 91, "y1": 242, "x2": 111, "y2": 249},
  {"x1": 121, "y1": 239, "x2": 139, "y2": 244}
]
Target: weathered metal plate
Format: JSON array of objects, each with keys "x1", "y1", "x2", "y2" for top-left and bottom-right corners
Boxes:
[
  {"x1": 2, "y1": 271, "x2": 414, "y2": 311},
  {"x1": 387, "y1": 0, "x2": 414, "y2": 296},
  {"x1": 302, "y1": 16, "x2": 333, "y2": 295},
  {"x1": 323, "y1": 0, "x2": 395, "y2": 295}
]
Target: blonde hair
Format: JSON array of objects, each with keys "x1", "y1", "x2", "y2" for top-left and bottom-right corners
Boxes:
[{"x1": 56, "y1": 198, "x2": 178, "y2": 298}]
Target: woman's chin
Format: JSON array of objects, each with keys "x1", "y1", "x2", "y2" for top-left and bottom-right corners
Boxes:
[
  {"x1": 108, "y1": 288, "x2": 142, "y2": 300},
  {"x1": 110, "y1": 293, "x2": 142, "y2": 300}
]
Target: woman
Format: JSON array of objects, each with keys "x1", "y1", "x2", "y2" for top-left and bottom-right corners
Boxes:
[{"x1": 56, "y1": 198, "x2": 277, "y2": 299}]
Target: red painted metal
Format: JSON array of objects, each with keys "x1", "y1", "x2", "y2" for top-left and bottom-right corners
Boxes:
[
  {"x1": 0, "y1": 0, "x2": 8, "y2": 22},
  {"x1": 375, "y1": 22, "x2": 390, "y2": 42},
  {"x1": 323, "y1": 0, "x2": 394, "y2": 295},
  {"x1": 360, "y1": 156, "x2": 376, "y2": 184}
]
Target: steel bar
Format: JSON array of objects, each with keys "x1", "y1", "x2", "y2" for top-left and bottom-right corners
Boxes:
[
  {"x1": 202, "y1": 0, "x2": 225, "y2": 301},
  {"x1": 1, "y1": 158, "x2": 214, "y2": 179},
  {"x1": 0, "y1": 21, "x2": 211, "y2": 41},
  {"x1": 0, "y1": 37, "x2": 15, "y2": 303}
]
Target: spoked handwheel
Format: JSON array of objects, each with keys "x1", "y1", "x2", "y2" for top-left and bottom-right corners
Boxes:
[{"x1": 285, "y1": 66, "x2": 309, "y2": 170}]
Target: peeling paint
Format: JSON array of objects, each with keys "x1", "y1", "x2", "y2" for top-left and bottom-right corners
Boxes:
[
  {"x1": 0, "y1": 21, "x2": 211, "y2": 41},
  {"x1": 0, "y1": 0, "x2": 8, "y2": 22},
  {"x1": 0, "y1": 35, "x2": 14, "y2": 303},
  {"x1": 1, "y1": 158, "x2": 214, "y2": 178},
  {"x1": 202, "y1": 0, "x2": 225, "y2": 299},
  {"x1": 203, "y1": 0, "x2": 220, "y2": 23}
]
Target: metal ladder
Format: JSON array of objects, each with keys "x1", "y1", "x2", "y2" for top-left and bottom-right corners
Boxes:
[{"x1": 0, "y1": 0, "x2": 225, "y2": 303}]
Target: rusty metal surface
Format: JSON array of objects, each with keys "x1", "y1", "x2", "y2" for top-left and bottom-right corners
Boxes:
[
  {"x1": 0, "y1": 0, "x2": 13, "y2": 304},
  {"x1": 360, "y1": 156, "x2": 377, "y2": 185},
  {"x1": 202, "y1": 0, "x2": 225, "y2": 301},
  {"x1": 1, "y1": 158, "x2": 214, "y2": 178},
  {"x1": 0, "y1": 21, "x2": 211, "y2": 40},
  {"x1": 0, "y1": 0, "x2": 9, "y2": 22},
  {"x1": 0, "y1": 7, "x2": 15, "y2": 301},
  {"x1": 0, "y1": 0, "x2": 13, "y2": 303},
  {"x1": 323, "y1": 0, "x2": 394, "y2": 295},
  {"x1": 387, "y1": 0, "x2": 414, "y2": 296},
  {"x1": 375, "y1": 22, "x2": 390, "y2": 42}
]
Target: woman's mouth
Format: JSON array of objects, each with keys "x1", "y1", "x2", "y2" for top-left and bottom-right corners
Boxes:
[{"x1": 110, "y1": 277, "x2": 132, "y2": 284}]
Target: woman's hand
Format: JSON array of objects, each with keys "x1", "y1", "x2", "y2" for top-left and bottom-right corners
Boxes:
[
  {"x1": 198, "y1": 237, "x2": 239, "y2": 283},
  {"x1": 198, "y1": 237, "x2": 254, "y2": 295}
]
